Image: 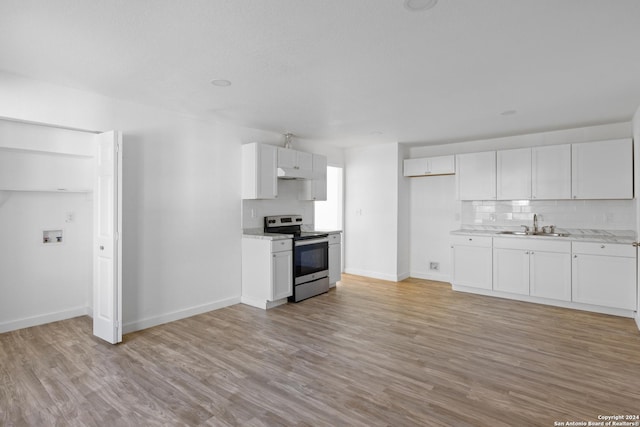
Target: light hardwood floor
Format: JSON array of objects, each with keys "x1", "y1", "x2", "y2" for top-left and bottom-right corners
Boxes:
[{"x1": 1, "y1": 274, "x2": 639, "y2": 426}]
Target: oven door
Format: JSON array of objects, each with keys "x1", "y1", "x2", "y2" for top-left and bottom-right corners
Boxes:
[{"x1": 294, "y1": 238, "x2": 329, "y2": 285}]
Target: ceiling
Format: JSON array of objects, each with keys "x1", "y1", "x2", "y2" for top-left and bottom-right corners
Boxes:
[{"x1": 1, "y1": 0, "x2": 640, "y2": 147}]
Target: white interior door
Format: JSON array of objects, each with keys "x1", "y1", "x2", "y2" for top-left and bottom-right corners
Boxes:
[{"x1": 93, "y1": 131, "x2": 122, "y2": 344}]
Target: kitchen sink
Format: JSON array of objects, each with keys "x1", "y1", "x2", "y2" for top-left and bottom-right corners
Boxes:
[{"x1": 498, "y1": 231, "x2": 569, "y2": 237}]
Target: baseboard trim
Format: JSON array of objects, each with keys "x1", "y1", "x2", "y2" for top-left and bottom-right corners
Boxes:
[
  {"x1": 344, "y1": 268, "x2": 407, "y2": 282},
  {"x1": 122, "y1": 296, "x2": 241, "y2": 334},
  {"x1": 635, "y1": 313, "x2": 640, "y2": 331},
  {"x1": 0, "y1": 306, "x2": 91, "y2": 334},
  {"x1": 410, "y1": 270, "x2": 452, "y2": 283},
  {"x1": 452, "y1": 284, "x2": 636, "y2": 319}
]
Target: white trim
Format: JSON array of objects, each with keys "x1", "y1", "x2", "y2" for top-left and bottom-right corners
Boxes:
[
  {"x1": 452, "y1": 284, "x2": 636, "y2": 318},
  {"x1": 344, "y1": 267, "x2": 407, "y2": 282},
  {"x1": 410, "y1": 270, "x2": 452, "y2": 283},
  {"x1": 122, "y1": 296, "x2": 241, "y2": 334},
  {"x1": 240, "y1": 296, "x2": 288, "y2": 310},
  {"x1": 0, "y1": 306, "x2": 91, "y2": 334},
  {"x1": 635, "y1": 313, "x2": 640, "y2": 331}
]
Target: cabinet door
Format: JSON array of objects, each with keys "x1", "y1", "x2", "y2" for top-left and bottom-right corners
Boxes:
[
  {"x1": 456, "y1": 151, "x2": 496, "y2": 200},
  {"x1": 299, "y1": 154, "x2": 327, "y2": 201},
  {"x1": 329, "y1": 243, "x2": 341, "y2": 285},
  {"x1": 572, "y1": 253, "x2": 636, "y2": 310},
  {"x1": 531, "y1": 144, "x2": 571, "y2": 200},
  {"x1": 242, "y1": 143, "x2": 277, "y2": 199},
  {"x1": 277, "y1": 147, "x2": 297, "y2": 169},
  {"x1": 493, "y1": 248, "x2": 529, "y2": 295},
  {"x1": 404, "y1": 158, "x2": 430, "y2": 177},
  {"x1": 271, "y1": 250, "x2": 293, "y2": 301},
  {"x1": 530, "y1": 251, "x2": 571, "y2": 301},
  {"x1": 429, "y1": 155, "x2": 455, "y2": 175},
  {"x1": 497, "y1": 148, "x2": 531, "y2": 200},
  {"x1": 452, "y1": 245, "x2": 492, "y2": 289},
  {"x1": 257, "y1": 144, "x2": 277, "y2": 199},
  {"x1": 296, "y1": 151, "x2": 314, "y2": 172},
  {"x1": 571, "y1": 139, "x2": 633, "y2": 199}
]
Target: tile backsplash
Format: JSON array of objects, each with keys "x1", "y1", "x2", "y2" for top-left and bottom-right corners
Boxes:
[{"x1": 461, "y1": 199, "x2": 636, "y2": 230}]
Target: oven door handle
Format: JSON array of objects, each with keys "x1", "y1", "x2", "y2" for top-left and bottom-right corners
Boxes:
[{"x1": 295, "y1": 238, "x2": 329, "y2": 246}]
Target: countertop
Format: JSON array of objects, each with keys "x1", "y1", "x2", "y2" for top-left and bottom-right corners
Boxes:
[
  {"x1": 242, "y1": 228, "x2": 342, "y2": 240},
  {"x1": 451, "y1": 226, "x2": 636, "y2": 244}
]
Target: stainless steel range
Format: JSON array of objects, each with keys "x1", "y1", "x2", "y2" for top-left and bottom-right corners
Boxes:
[{"x1": 264, "y1": 215, "x2": 329, "y2": 302}]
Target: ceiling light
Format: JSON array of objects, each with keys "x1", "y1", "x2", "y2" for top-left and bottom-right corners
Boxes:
[
  {"x1": 210, "y1": 79, "x2": 232, "y2": 87},
  {"x1": 404, "y1": 0, "x2": 438, "y2": 12},
  {"x1": 500, "y1": 110, "x2": 517, "y2": 116}
]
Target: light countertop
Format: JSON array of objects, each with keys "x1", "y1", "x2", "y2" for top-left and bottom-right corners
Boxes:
[
  {"x1": 451, "y1": 226, "x2": 636, "y2": 244},
  {"x1": 242, "y1": 228, "x2": 342, "y2": 240}
]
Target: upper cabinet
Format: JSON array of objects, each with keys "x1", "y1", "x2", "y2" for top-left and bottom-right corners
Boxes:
[
  {"x1": 403, "y1": 155, "x2": 455, "y2": 177},
  {"x1": 571, "y1": 138, "x2": 633, "y2": 200},
  {"x1": 300, "y1": 154, "x2": 327, "y2": 201},
  {"x1": 531, "y1": 144, "x2": 571, "y2": 200},
  {"x1": 277, "y1": 147, "x2": 313, "y2": 172},
  {"x1": 242, "y1": 143, "x2": 277, "y2": 199},
  {"x1": 456, "y1": 151, "x2": 496, "y2": 200},
  {"x1": 496, "y1": 147, "x2": 531, "y2": 200},
  {"x1": 242, "y1": 143, "x2": 327, "y2": 200}
]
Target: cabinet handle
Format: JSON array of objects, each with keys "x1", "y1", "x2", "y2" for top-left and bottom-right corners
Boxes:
[
  {"x1": 525, "y1": 251, "x2": 529, "y2": 254},
  {"x1": 531, "y1": 251, "x2": 534, "y2": 255},
  {"x1": 468, "y1": 238, "x2": 472, "y2": 241},
  {"x1": 600, "y1": 245, "x2": 605, "y2": 249},
  {"x1": 574, "y1": 255, "x2": 578, "y2": 258}
]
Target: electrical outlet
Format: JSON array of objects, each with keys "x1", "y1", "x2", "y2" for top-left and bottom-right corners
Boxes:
[{"x1": 429, "y1": 262, "x2": 440, "y2": 271}]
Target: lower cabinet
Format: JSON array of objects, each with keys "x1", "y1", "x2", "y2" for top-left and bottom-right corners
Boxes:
[
  {"x1": 451, "y1": 235, "x2": 492, "y2": 290},
  {"x1": 453, "y1": 234, "x2": 637, "y2": 316},
  {"x1": 328, "y1": 232, "x2": 342, "y2": 287},
  {"x1": 241, "y1": 238, "x2": 293, "y2": 309},
  {"x1": 572, "y1": 242, "x2": 636, "y2": 311},
  {"x1": 493, "y1": 238, "x2": 571, "y2": 300}
]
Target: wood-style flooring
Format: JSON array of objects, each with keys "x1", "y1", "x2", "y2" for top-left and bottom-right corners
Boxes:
[{"x1": 1, "y1": 274, "x2": 640, "y2": 426}]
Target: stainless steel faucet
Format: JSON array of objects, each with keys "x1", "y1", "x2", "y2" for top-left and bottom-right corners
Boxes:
[{"x1": 533, "y1": 213, "x2": 538, "y2": 232}]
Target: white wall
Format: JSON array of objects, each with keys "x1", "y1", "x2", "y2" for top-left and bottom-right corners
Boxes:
[
  {"x1": 409, "y1": 175, "x2": 460, "y2": 282},
  {"x1": 0, "y1": 191, "x2": 93, "y2": 332},
  {"x1": 0, "y1": 70, "x2": 284, "y2": 333},
  {"x1": 407, "y1": 122, "x2": 633, "y2": 283},
  {"x1": 241, "y1": 179, "x2": 315, "y2": 229},
  {"x1": 344, "y1": 142, "x2": 406, "y2": 281},
  {"x1": 633, "y1": 106, "x2": 640, "y2": 330}
]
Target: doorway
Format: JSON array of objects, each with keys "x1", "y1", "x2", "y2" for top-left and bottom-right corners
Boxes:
[{"x1": 314, "y1": 165, "x2": 344, "y2": 271}]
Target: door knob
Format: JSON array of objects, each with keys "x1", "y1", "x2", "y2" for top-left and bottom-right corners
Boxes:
[{"x1": 100, "y1": 245, "x2": 104, "y2": 250}]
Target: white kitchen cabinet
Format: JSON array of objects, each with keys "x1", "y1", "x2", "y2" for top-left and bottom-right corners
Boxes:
[
  {"x1": 328, "y1": 232, "x2": 341, "y2": 287},
  {"x1": 456, "y1": 151, "x2": 496, "y2": 200},
  {"x1": 241, "y1": 238, "x2": 293, "y2": 309},
  {"x1": 572, "y1": 242, "x2": 636, "y2": 311},
  {"x1": 272, "y1": 249, "x2": 293, "y2": 300},
  {"x1": 493, "y1": 247, "x2": 530, "y2": 295},
  {"x1": 531, "y1": 144, "x2": 571, "y2": 200},
  {"x1": 278, "y1": 147, "x2": 313, "y2": 172},
  {"x1": 493, "y1": 238, "x2": 571, "y2": 300},
  {"x1": 300, "y1": 154, "x2": 327, "y2": 201},
  {"x1": 497, "y1": 148, "x2": 531, "y2": 200},
  {"x1": 451, "y1": 235, "x2": 492, "y2": 290},
  {"x1": 242, "y1": 143, "x2": 277, "y2": 199},
  {"x1": 403, "y1": 155, "x2": 455, "y2": 177},
  {"x1": 571, "y1": 138, "x2": 633, "y2": 200}
]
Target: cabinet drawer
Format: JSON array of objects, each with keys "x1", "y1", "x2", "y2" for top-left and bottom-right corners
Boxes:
[
  {"x1": 271, "y1": 239, "x2": 292, "y2": 252},
  {"x1": 572, "y1": 241, "x2": 635, "y2": 258},
  {"x1": 328, "y1": 233, "x2": 341, "y2": 245},
  {"x1": 451, "y1": 235, "x2": 492, "y2": 247},
  {"x1": 494, "y1": 237, "x2": 570, "y2": 253}
]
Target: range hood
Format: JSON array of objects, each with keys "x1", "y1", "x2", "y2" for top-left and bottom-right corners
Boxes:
[{"x1": 277, "y1": 167, "x2": 315, "y2": 180}]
